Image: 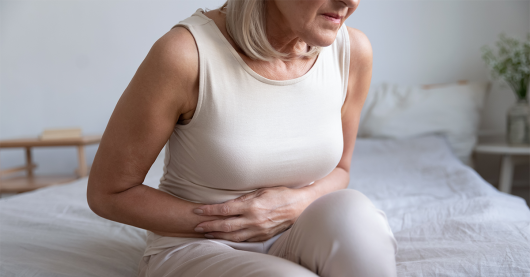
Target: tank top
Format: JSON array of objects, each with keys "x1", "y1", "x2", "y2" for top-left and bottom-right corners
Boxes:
[{"x1": 144, "y1": 8, "x2": 350, "y2": 257}]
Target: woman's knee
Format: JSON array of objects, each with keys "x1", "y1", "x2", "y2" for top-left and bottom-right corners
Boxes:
[
  {"x1": 302, "y1": 189, "x2": 377, "y2": 223},
  {"x1": 323, "y1": 188, "x2": 374, "y2": 207},
  {"x1": 285, "y1": 189, "x2": 397, "y2": 276},
  {"x1": 297, "y1": 189, "x2": 394, "y2": 244}
]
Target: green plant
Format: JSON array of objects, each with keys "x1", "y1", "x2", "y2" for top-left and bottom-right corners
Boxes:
[{"x1": 481, "y1": 33, "x2": 530, "y2": 100}]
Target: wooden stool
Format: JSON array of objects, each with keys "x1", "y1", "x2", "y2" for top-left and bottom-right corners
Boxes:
[{"x1": 0, "y1": 135, "x2": 102, "y2": 194}]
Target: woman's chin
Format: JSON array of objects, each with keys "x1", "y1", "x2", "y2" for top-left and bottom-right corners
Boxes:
[{"x1": 307, "y1": 33, "x2": 340, "y2": 47}]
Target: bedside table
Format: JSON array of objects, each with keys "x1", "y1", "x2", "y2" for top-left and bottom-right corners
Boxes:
[
  {"x1": 0, "y1": 135, "x2": 102, "y2": 194},
  {"x1": 473, "y1": 142, "x2": 530, "y2": 194}
]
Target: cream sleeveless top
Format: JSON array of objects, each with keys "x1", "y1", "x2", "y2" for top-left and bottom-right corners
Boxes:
[{"x1": 144, "y1": 8, "x2": 350, "y2": 257}]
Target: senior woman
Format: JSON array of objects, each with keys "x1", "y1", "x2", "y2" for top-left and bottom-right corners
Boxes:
[{"x1": 87, "y1": 0, "x2": 398, "y2": 276}]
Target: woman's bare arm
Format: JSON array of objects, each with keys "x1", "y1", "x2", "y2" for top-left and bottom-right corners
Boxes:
[{"x1": 86, "y1": 27, "x2": 226, "y2": 237}]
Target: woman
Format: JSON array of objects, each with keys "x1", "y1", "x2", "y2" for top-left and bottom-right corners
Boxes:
[{"x1": 87, "y1": 0, "x2": 398, "y2": 276}]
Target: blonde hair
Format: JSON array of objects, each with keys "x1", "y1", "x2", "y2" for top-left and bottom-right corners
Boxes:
[{"x1": 209, "y1": 0, "x2": 322, "y2": 62}]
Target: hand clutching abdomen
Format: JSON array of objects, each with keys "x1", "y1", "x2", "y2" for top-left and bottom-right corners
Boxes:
[{"x1": 192, "y1": 186, "x2": 314, "y2": 242}]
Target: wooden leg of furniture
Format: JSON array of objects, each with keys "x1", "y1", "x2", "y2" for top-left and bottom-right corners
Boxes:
[
  {"x1": 25, "y1": 147, "x2": 33, "y2": 177},
  {"x1": 499, "y1": 154, "x2": 514, "y2": 194},
  {"x1": 77, "y1": 146, "x2": 88, "y2": 177}
]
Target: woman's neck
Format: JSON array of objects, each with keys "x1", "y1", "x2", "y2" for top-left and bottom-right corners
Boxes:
[{"x1": 264, "y1": 1, "x2": 310, "y2": 57}]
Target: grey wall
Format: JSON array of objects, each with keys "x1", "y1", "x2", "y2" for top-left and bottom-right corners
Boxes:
[{"x1": 1, "y1": 1, "x2": 529, "y2": 183}]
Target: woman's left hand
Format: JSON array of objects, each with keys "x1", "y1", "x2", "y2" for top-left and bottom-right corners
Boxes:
[{"x1": 192, "y1": 186, "x2": 314, "y2": 242}]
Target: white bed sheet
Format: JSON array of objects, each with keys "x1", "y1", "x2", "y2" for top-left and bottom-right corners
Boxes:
[
  {"x1": 0, "y1": 135, "x2": 529, "y2": 276},
  {"x1": 348, "y1": 135, "x2": 530, "y2": 276}
]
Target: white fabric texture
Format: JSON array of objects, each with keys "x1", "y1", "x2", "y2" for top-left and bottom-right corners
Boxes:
[
  {"x1": 349, "y1": 135, "x2": 530, "y2": 276},
  {"x1": 1, "y1": 135, "x2": 529, "y2": 276},
  {"x1": 358, "y1": 82, "x2": 489, "y2": 165}
]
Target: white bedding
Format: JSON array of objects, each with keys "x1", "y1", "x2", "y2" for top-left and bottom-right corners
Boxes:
[
  {"x1": 1, "y1": 135, "x2": 529, "y2": 276},
  {"x1": 348, "y1": 135, "x2": 530, "y2": 276}
]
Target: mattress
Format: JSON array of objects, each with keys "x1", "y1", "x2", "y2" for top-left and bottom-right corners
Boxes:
[{"x1": 1, "y1": 135, "x2": 529, "y2": 276}]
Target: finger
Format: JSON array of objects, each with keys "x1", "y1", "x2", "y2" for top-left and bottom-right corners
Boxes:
[
  {"x1": 193, "y1": 201, "x2": 246, "y2": 216},
  {"x1": 232, "y1": 189, "x2": 261, "y2": 202},
  {"x1": 194, "y1": 217, "x2": 247, "y2": 233},
  {"x1": 204, "y1": 228, "x2": 259, "y2": 242}
]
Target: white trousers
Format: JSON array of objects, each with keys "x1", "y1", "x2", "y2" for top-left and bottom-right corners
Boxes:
[{"x1": 138, "y1": 189, "x2": 398, "y2": 277}]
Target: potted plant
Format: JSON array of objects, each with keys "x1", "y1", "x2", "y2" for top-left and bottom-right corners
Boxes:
[{"x1": 481, "y1": 33, "x2": 530, "y2": 145}]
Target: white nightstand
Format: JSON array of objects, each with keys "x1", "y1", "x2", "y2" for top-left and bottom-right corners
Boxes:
[{"x1": 473, "y1": 142, "x2": 530, "y2": 193}]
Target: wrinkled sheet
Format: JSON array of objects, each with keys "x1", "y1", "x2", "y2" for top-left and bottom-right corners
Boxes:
[
  {"x1": 0, "y1": 135, "x2": 529, "y2": 276},
  {"x1": 0, "y1": 156, "x2": 165, "y2": 277},
  {"x1": 348, "y1": 135, "x2": 530, "y2": 276}
]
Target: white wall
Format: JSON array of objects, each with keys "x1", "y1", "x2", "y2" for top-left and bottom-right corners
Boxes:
[
  {"x1": 346, "y1": 0, "x2": 528, "y2": 134},
  {"x1": 0, "y1": 0, "x2": 529, "y2": 176},
  {"x1": 0, "y1": 0, "x2": 226, "y2": 174}
]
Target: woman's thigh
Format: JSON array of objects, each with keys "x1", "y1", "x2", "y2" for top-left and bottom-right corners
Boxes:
[
  {"x1": 138, "y1": 240, "x2": 318, "y2": 277},
  {"x1": 267, "y1": 189, "x2": 398, "y2": 277}
]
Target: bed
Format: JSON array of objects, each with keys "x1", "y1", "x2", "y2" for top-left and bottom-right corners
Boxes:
[{"x1": 1, "y1": 134, "x2": 529, "y2": 276}]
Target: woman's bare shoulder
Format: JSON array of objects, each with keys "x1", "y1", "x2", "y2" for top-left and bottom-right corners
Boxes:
[
  {"x1": 149, "y1": 26, "x2": 199, "y2": 81},
  {"x1": 139, "y1": 27, "x2": 200, "y2": 114},
  {"x1": 345, "y1": 26, "x2": 373, "y2": 73},
  {"x1": 341, "y1": 26, "x2": 373, "y2": 116}
]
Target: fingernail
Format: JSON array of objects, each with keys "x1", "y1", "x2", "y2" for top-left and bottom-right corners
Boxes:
[
  {"x1": 204, "y1": 234, "x2": 214, "y2": 239},
  {"x1": 194, "y1": 227, "x2": 204, "y2": 233},
  {"x1": 193, "y1": 208, "x2": 203, "y2": 214}
]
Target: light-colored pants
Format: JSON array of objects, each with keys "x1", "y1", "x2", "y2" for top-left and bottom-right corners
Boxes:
[{"x1": 138, "y1": 189, "x2": 398, "y2": 277}]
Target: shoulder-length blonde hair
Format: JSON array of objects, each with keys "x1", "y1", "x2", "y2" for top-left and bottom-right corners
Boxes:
[{"x1": 211, "y1": 0, "x2": 322, "y2": 62}]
